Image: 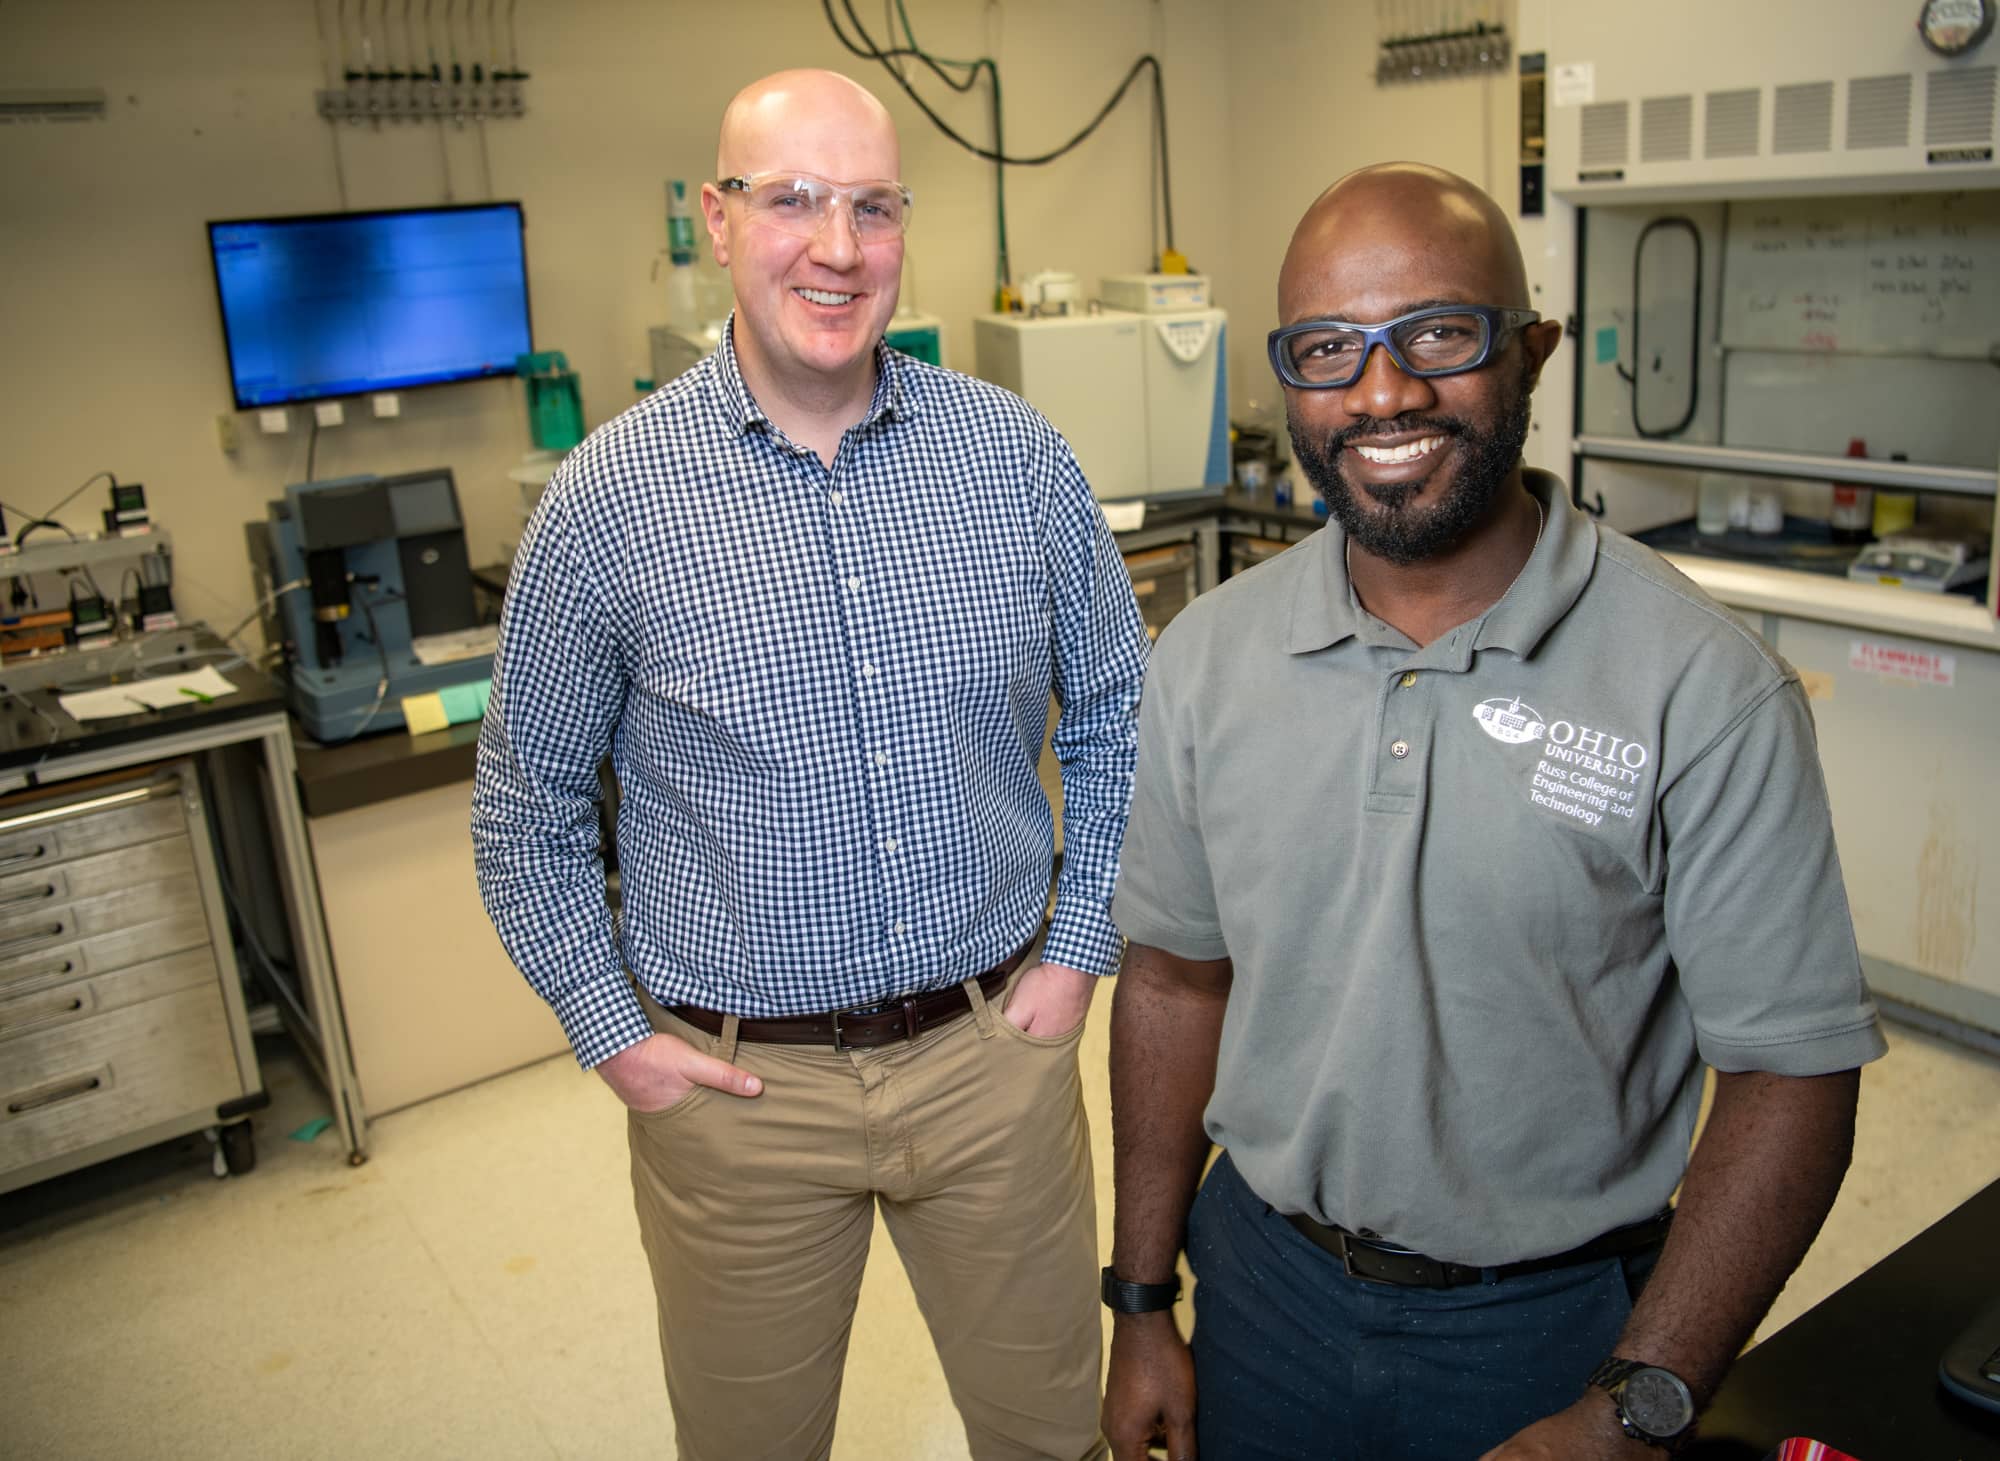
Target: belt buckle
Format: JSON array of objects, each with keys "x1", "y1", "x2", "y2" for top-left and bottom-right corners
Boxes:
[
  {"x1": 829, "y1": 996, "x2": 919, "y2": 1050},
  {"x1": 1333, "y1": 1230, "x2": 1365, "y2": 1280},
  {"x1": 830, "y1": 1001, "x2": 880, "y2": 1051}
]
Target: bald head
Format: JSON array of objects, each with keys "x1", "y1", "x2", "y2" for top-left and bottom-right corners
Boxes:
[
  {"x1": 1278, "y1": 163, "x2": 1529, "y2": 325},
  {"x1": 717, "y1": 69, "x2": 899, "y2": 181}
]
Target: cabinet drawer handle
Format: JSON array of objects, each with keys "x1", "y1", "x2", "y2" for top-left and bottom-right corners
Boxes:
[
  {"x1": 0, "y1": 993, "x2": 87, "y2": 1036},
  {"x1": 0, "y1": 843, "x2": 48, "y2": 872},
  {"x1": 0, "y1": 883, "x2": 56, "y2": 910},
  {"x1": 6, "y1": 1072, "x2": 103, "y2": 1115},
  {"x1": 0, "y1": 921, "x2": 67, "y2": 960},
  {"x1": 0, "y1": 781, "x2": 176, "y2": 835},
  {"x1": 0, "y1": 957, "x2": 75, "y2": 989}
]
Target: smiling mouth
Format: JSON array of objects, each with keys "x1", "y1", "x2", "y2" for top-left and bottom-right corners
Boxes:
[
  {"x1": 1349, "y1": 434, "x2": 1448, "y2": 465},
  {"x1": 795, "y1": 287, "x2": 857, "y2": 306}
]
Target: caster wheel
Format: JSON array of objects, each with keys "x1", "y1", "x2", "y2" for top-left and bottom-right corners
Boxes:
[{"x1": 220, "y1": 1119, "x2": 257, "y2": 1176}]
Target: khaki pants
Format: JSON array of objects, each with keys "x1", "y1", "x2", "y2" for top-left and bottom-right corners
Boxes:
[{"x1": 628, "y1": 966, "x2": 1106, "y2": 1461}]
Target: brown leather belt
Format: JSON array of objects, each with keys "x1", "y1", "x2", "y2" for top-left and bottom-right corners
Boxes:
[
  {"x1": 1285, "y1": 1208, "x2": 1674, "y2": 1288},
  {"x1": 667, "y1": 941, "x2": 1036, "y2": 1051}
]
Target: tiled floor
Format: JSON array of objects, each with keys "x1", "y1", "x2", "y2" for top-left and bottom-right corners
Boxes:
[{"x1": 3, "y1": 1011, "x2": 1996, "y2": 1458}]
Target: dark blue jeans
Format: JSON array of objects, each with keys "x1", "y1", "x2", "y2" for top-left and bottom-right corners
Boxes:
[{"x1": 1187, "y1": 1152, "x2": 1659, "y2": 1461}]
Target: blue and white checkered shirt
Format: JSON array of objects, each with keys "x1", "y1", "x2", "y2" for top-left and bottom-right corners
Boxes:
[{"x1": 472, "y1": 321, "x2": 1149, "y2": 1068}]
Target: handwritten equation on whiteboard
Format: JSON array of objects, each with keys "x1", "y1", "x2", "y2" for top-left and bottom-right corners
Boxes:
[{"x1": 1720, "y1": 192, "x2": 1999, "y2": 360}]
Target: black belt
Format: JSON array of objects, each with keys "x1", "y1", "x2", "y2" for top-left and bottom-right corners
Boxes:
[
  {"x1": 1284, "y1": 1208, "x2": 1674, "y2": 1288},
  {"x1": 667, "y1": 939, "x2": 1036, "y2": 1051}
]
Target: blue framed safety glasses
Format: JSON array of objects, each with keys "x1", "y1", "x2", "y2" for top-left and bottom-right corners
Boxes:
[{"x1": 1268, "y1": 305, "x2": 1542, "y2": 389}]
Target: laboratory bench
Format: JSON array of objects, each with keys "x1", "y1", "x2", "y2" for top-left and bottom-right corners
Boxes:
[
  {"x1": 0, "y1": 622, "x2": 567, "y2": 1182},
  {"x1": 1652, "y1": 545, "x2": 2000, "y2": 1050},
  {"x1": 286, "y1": 717, "x2": 566, "y2": 1134},
  {"x1": 0, "y1": 629, "x2": 352, "y2": 1186},
  {"x1": 1687, "y1": 1176, "x2": 2000, "y2": 1459}
]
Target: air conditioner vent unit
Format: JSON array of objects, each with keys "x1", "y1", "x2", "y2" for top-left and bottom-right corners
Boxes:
[
  {"x1": 1773, "y1": 80, "x2": 1835, "y2": 155},
  {"x1": 1847, "y1": 74, "x2": 1913, "y2": 150},
  {"x1": 1704, "y1": 89, "x2": 1760, "y2": 158},
  {"x1": 1925, "y1": 66, "x2": 1996, "y2": 145},
  {"x1": 1641, "y1": 95, "x2": 1694, "y2": 162}
]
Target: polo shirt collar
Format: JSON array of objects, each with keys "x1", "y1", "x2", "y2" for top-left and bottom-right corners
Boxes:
[
  {"x1": 1473, "y1": 469, "x2": 1596, "y2": 659},
  {"x1": 1286, "y1": 468, "x2": 1596, "y2": 663},
  {"x1": 709, "y1": 313, "x2": 909, "y2": 438}
]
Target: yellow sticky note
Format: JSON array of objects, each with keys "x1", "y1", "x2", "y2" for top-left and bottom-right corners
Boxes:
[{"x1": 401, "y1": 692, "x2": 450, "y2": 736}]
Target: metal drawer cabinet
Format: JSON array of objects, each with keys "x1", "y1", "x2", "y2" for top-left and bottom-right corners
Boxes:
[
  {"x1": 0, "y1": 764, "x2": 264, "y2": 1194},
  {"x1": 1123, "y1": 543, "x2": 1198, "y2": 641},
  {"x1": 0, "y1": 795, "x2": 186, "y2": 876},
  {"x1": 1229, "y1": 535, "x2": 1297, "y2": 578}
]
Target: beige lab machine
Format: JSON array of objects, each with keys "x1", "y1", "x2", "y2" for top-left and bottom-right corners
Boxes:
[{"x1": 974, "y1": 288, "x2": 1230, "y2": 501}]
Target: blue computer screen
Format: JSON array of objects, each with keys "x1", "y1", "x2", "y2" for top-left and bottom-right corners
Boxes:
[{"x1": 207, "y1": 203, "x2": 533, "y2": 408}]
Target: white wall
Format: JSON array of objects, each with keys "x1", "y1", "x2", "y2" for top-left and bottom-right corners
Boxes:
[{"x1": 0, "y1": 0, "x2": 1231, "y2": 633}]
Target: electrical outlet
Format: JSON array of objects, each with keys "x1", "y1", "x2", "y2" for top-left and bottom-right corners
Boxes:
[
  {"x1": 315, "y1": 400, "x2": 345, "y2": 427},
  {"x1": 372, "y1": 392, "x2": 401, "y2": 418},
  {"x1": 216, "y1": 413, "x2": 240, "y2": 454},
  {"x1": 259, "y1": 408, "x2": 290, "y2": 435}
]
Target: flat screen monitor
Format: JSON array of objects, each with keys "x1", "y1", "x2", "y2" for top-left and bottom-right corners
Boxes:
[{"x1": 207, "y1": 202, "x2": 533, "y2": 409}]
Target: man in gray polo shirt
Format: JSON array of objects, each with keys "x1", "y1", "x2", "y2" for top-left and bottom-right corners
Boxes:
[{"x1": 1100, "y1": 163, "x2": 1886, "y2": 1461}]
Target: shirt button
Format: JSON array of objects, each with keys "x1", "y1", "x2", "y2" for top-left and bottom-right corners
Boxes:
[
  {"x1": 846, "y1": 576, "x2": 862, "y2": 591},
  {"x1": 830, "y1": 491, "x2": 845, "y2": 506},
  {"x1": 1390, "y1": 739, "x2": 1410, "y2": 759},
  {"x1": 1399, "y1": 672, "x2": 1417, "y2": 689},
  {"x1": 892, "y1": 920, "x2": 906, "y2": 934},
  {"x1": 873, "y1": 751, "x2": 890, "y2": 768},
  {"x1": 861, "y1": 663, "x2": 875, "y2": 678},
  {"x1": 882, "y1": 837, "x2": 899, "y2": 853}
]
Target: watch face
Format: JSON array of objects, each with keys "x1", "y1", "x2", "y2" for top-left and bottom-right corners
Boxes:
[
  {"x1": 1919, "y1": 0, "x2": 1996, "y2": 56},
  {"x1": 1622, "y1": 1367, "x2": 1696, "y2": 1437}
]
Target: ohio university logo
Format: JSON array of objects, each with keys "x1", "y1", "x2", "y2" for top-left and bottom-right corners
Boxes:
[
  {"x1": 1474, "y1": 691, "x2": 1655, "y2": 830},
  {"x1": 1471, "y1": 697, "x2": 1546, "y2": 745}
]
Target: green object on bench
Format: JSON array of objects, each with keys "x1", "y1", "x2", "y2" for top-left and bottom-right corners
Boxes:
[{"x1": 517, "y1": 350, "x2": 584, "y2": 451}]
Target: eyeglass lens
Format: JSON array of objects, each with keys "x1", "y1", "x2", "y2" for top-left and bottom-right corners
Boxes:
[
  {"x1": 740, "y1": 176, "x2": 908, "y2": 239},
  {"x1": 1282, "y1": 312, "x2": 1493, "y2": 385}
]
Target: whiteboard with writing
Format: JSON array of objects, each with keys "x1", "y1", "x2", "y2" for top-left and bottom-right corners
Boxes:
[{"x1": 1720, "y1": 192, "x2": 2000, "y2": 360}]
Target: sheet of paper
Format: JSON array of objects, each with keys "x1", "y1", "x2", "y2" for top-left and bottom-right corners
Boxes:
[
  {"x1": 401, "y1": 692, "x2": 451, "y2": 736},
  {"x1": 1100, "y1": 501, "x2": 1147, "y2": 532},
  {"x1": 57, "y1": 665, "x2": 240, "y2": 721},
  {"x1": 412, "y1": 625, "x2": 498, "y2": 666},
  {"x1": 1552, "y1": 61, "x2": 1595, "y2": 107}
]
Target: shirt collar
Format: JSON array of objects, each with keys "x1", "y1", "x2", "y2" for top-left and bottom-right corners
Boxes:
[
  {"x1": 709, "y1": 312, "x2": 910, "y2": 439},
  {"x1": 1286, "y1": 469, "x2": 1595, "y2": 662}
]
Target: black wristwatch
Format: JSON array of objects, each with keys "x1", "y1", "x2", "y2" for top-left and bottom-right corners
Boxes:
[
  {"x1": 1587, "y1": 1357, "x2": 1696, "y2": 1449},
  {"x1": 1100, "y1": 1265, "x2": 1181, "y2": 1314}
]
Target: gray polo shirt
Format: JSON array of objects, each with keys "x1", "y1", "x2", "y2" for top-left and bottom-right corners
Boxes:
[{"x1": 1112, "y1": 471, "x2": 1886, "y2": 1267}]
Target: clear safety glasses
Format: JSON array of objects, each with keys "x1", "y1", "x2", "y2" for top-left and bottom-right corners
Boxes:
[{"x1": 716, "y1": 172, "x2": 914, "y2": 242}]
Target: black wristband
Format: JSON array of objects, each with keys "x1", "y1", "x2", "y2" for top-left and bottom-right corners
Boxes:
[{"x1": 1100, "y1": 1265, "x2": 1181, "y2": 1314}]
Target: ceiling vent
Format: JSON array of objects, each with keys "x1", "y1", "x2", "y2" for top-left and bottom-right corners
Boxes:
[
  {"x1": 1704, "y1": 88, "x2": 1760, "y2": 158},
  {"x1": 1925, "y1": 65, "x2": 1996, "y2": 145},
  {"x1": 1580, "y1": 100, "x2": 1630, "y2": 167},
  {"x1": 1640, "y1": 95, "x2": 1694, "y2": 162},
  {"x1": 1773, "y1": 80, "x2": 1835, "y2": 154},
  {"x1": 1846, "y1": 74, "x2": 1912, "y2": 150}
]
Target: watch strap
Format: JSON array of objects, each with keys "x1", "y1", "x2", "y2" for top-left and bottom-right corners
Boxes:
[
  {"x1": 1100, "y1": 1265, "x2": 1181, "y2": 1314},
  {"x1": 1587, "y1": 1357, "x2": 1644, "y2": 1391},
  {"x1": 1587, "y1": 1356, "x2": 1696, "y2": 1450}
]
